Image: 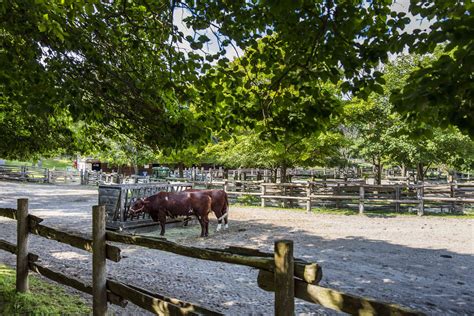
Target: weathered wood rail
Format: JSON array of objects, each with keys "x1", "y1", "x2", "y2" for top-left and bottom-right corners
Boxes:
[
  {"x1": 0, "y1": 199, "x2": 420, "y2": 315},
  {"x1": 181, "y1": 180, "x2": 474, "y2": 215},
  {"x1": 0, "y1": 202, "x2": 218, "y2": 315},
  {"x1": 0, "y1": 164, "x2": 81, "y2": 184},
  {"x1": 0, "y1": 199, "x2": 424, "y2": 315},
  {"x1": 0, "y1": 165, "x2": 48, "y2": 183}
]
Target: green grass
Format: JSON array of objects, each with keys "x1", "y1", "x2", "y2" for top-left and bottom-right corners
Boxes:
[
  {"x1": 0, "y1": 264, "x2": 91, "y2": 315},
  {"x1": 233, "y1": 204, "x2": 474, "y2": 218},
  {"x1": 5, "y1": 158, "x2": 74, "y2": 169},
  {"x1": 314, "y1": 208, "x2": 474, "y2": 218}
]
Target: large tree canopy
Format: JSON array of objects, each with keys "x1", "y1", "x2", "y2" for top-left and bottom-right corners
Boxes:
[
  {"x1": 1, "y1": 0, "x2": 472, "y2": 160},
  {"x1": 391, "y1": 0, "x2": 473, "y2": 135}
]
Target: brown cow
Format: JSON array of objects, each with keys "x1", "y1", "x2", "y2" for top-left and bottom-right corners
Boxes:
[
  {"x1": 185, "y1": 189, "x2": 229, "y2": 231},
  {"x1": 129, "y1": 191, "x2": 212, "y2": 237}
]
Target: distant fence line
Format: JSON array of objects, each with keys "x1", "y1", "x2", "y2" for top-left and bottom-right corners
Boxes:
[
  {"x1": 0, "y1": 165, "x2": 80, "y2": 184},
  {"x1": 0, "y1": 199, "x2": 422, "y2": 315},
  {"x1": 0, "y1": 164, "x2": 472, "y2": 186},
  {"x1": 218, "y1": 180, "x2": 474, "y2": 215},
  {"x1": 1, "y1": 164, "x2": 472, "y2": 215},
  {"x1": 102, "y1": 181, "x2": 473, "y2": 234}
]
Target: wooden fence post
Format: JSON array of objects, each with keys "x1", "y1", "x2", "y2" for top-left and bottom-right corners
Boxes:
[
  {"x1": 224, "y1": 181, "x2": 228, "y2": 193},
  {"x1": 16, "y1": 198, "x2": 29, "y2": 293},
  {"x1": 45, "y1": 168, "x2": 50, "y2": 184},
  {"x1": 450, "y1": 182, "x2": 456, "y2": 212},
  {"x1": 274, "y1": 240, "x2": 294, "y2": 316},
  {"x1": 261, "y1": 184, "x2": 266, "y2": 208},
  {"x1": 306, "y1": 183, "x2": 311, "y2": 213},
  {"x1": 335, "y1": 183, "x2": 341, "y2": 209},
  {"x1": 264, "y1": 169, "x2": 269, "y2": 182},
  {"x1": 359, "y1": 186, "x2": 364, "y2": 214},
  {"x1": 395, "y1": 185, "x2": 400, "y2": 213},
  {"x1": 92, "y1": 205, "x2": 107, "y2": 316},
  {"x1": 85, "y1": 170, "x2": 89, "y2": 185},
  {"x1": 417, "y1": 183, "x2": 424, "y2": 216}
]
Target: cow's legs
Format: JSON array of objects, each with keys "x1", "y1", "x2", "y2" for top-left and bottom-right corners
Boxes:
[
  {"x1": 158, "y1": 213, "x2": 166, "y2": 236},
  {"x1": 216, "y1": 208, "x2": 229, "y2": 231},
  {"x1": 223, "y1": 211, "x2": 229, "y2": 229},
  {"x1": 195, "y1": 215, "x2": 206, "y2": 237},
  {"x1": 203, "y1": 214, "x2": 210, "y2": 237},
  {"x1": 159, "y1": 221, "x2": 165, "y2": 236},
  {"x1": 215, "y1": 211, "x2": 222, "y2": 231},
  {"x1": 218, "y1": 209, "x2": 229, "y2": 229}
]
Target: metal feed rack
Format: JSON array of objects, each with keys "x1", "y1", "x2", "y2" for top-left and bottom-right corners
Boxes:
[{"x1": 98, "y1": 182, "x2": 192, "y2": 230}]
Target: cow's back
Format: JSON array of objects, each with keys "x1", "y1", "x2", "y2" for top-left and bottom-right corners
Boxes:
[{"x1": 185, "y1": 189, "x2": 227, "y2": 214}]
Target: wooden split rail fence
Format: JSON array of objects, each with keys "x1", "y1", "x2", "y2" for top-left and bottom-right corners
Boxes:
[
  {"x1": 0, "y1": 199, "x2": 423, "y2": 315},
  {"x1": 0, "y1": 165, "x2": 80, "y2": 184},
  {"x1": 203, "y1": 181, "x2": 474, "y2": 215}
]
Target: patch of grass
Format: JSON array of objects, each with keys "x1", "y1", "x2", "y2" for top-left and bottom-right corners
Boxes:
[
  {"x1": 312, "y1": 207, "x2": 474, "y2": 218},
  {"x1": 0, "y1": 264, "x2": 91, "y2": 315},
  {"x1": 232, "y1": 204, "x2": 474, "y2": 218},
  {"x1": 235, "y1": 194, "x2": 260, "y2": 206},
  {"x1": 233, "y1": 204, "x2": 307, "y2": 212}
]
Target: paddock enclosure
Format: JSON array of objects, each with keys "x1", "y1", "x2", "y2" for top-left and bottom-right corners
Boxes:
[{"x1": 0, "y1": 182, "x2": 472, "y2": 315}]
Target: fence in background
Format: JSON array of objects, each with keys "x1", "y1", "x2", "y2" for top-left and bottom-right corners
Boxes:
[
  {"x1": 225, "y1": 181, "x2": 474, "y2": 215},
  {"x1": 96, "y1": 178, "x2": 474, "y2": 216},
  {"x1": 2, "y1": 163, "x2": 471, "y2": 187},
  {"x1": 177, "y1": 180, "x2": 473, "y2": 215},
  {"x1": 0, "y1": 199, "x2": 423, "y2": 315},
  {"x1": 0, "y1": 165, "x2": 80, "y2": 184}
]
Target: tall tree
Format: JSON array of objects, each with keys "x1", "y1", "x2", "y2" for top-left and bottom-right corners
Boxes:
[
  {"x1": 1, "y1": 0, "x2": 471, "y2": 161},
  {"x1": 391, "y1": 1, "x2": 473, "y2": 135},
  {"x1": 343, "y1": 97, "x2": 399, "y2": 185}
]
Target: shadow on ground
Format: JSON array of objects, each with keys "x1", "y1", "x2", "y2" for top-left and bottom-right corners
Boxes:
[{"x1": 0, "y1": 182, "x2": 472, "y2": 315}]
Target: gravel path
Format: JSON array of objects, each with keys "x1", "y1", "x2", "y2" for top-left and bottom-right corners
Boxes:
[{"x1": 0, "y1": 182, "x2": 473, "y2": 315}]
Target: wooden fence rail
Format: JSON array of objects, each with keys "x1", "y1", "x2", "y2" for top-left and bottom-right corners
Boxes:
[
  {"x1": 202, "y1": 181, "x2": 474, "y2": 215},
  {"x1": 0, "y1": 199, "x2": 424, "y2": 315},
  {"x1": 0, "y1": 202, "x2": 218, "y2": 315},
  {"x1": 0, "y1": 165, "x2": 81, "y2": 184},
  {"x1": 106, "y1": 231, "x2": 322, "y2": 285}
]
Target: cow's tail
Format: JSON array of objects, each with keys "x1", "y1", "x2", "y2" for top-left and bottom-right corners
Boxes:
[
  {"x1": 222, "y1": 192, "x2": 229, "y2": 228},
  {"x1": 216, "y1": 192, "x2": 229, "y2": 230}
]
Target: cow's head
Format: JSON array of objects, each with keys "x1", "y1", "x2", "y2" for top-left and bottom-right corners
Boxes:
[{"x1": 128, "y1": 198, "x2": 149, "y2": 219}]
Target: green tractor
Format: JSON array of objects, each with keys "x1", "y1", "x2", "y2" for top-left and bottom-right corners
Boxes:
[{"x1": 152, "y1": 166, "x2": 170, "y2": 179}]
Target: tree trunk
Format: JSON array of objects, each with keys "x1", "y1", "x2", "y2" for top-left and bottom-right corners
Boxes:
[
  {"x1": 280, "y1": 165, "x2": 288, "y2": 183},
  {"x1": 417, "y1": 162, "x2": 424, "y2": 182},
  {"x1": 178, "y1": 162, "x2": 184, "y2": 178},
  {"x1": 375, "y1": 158, "x2": 382, "y2": 185}
]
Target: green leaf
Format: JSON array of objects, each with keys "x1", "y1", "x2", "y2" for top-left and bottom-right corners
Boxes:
[{"x1": 38, "y1": 23, "x2": 47, "y2": 32}]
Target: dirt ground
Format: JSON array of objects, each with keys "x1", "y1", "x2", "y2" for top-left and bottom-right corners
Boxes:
[{"x1": 0, "y1": 182, "x2": 472, "y2": 315}]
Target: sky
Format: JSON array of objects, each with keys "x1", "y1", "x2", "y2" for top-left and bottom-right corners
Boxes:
[
  {"x1": 391, "y1": 0, "x2": 433, "y2": 34},
  {"x1": 173, "y1": 0, "x2": 433, "y2": 63},
  {"x1": 173, "y1": 8, "x2": 243, "y2": 63}
]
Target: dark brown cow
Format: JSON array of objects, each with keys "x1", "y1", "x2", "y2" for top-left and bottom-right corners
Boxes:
[
  {"x1": 185, "y1": 189, "x2": 229, "y2": 231},
  {"x1": 129, "y1": 191, "x2": 212, "y2": 237}
]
